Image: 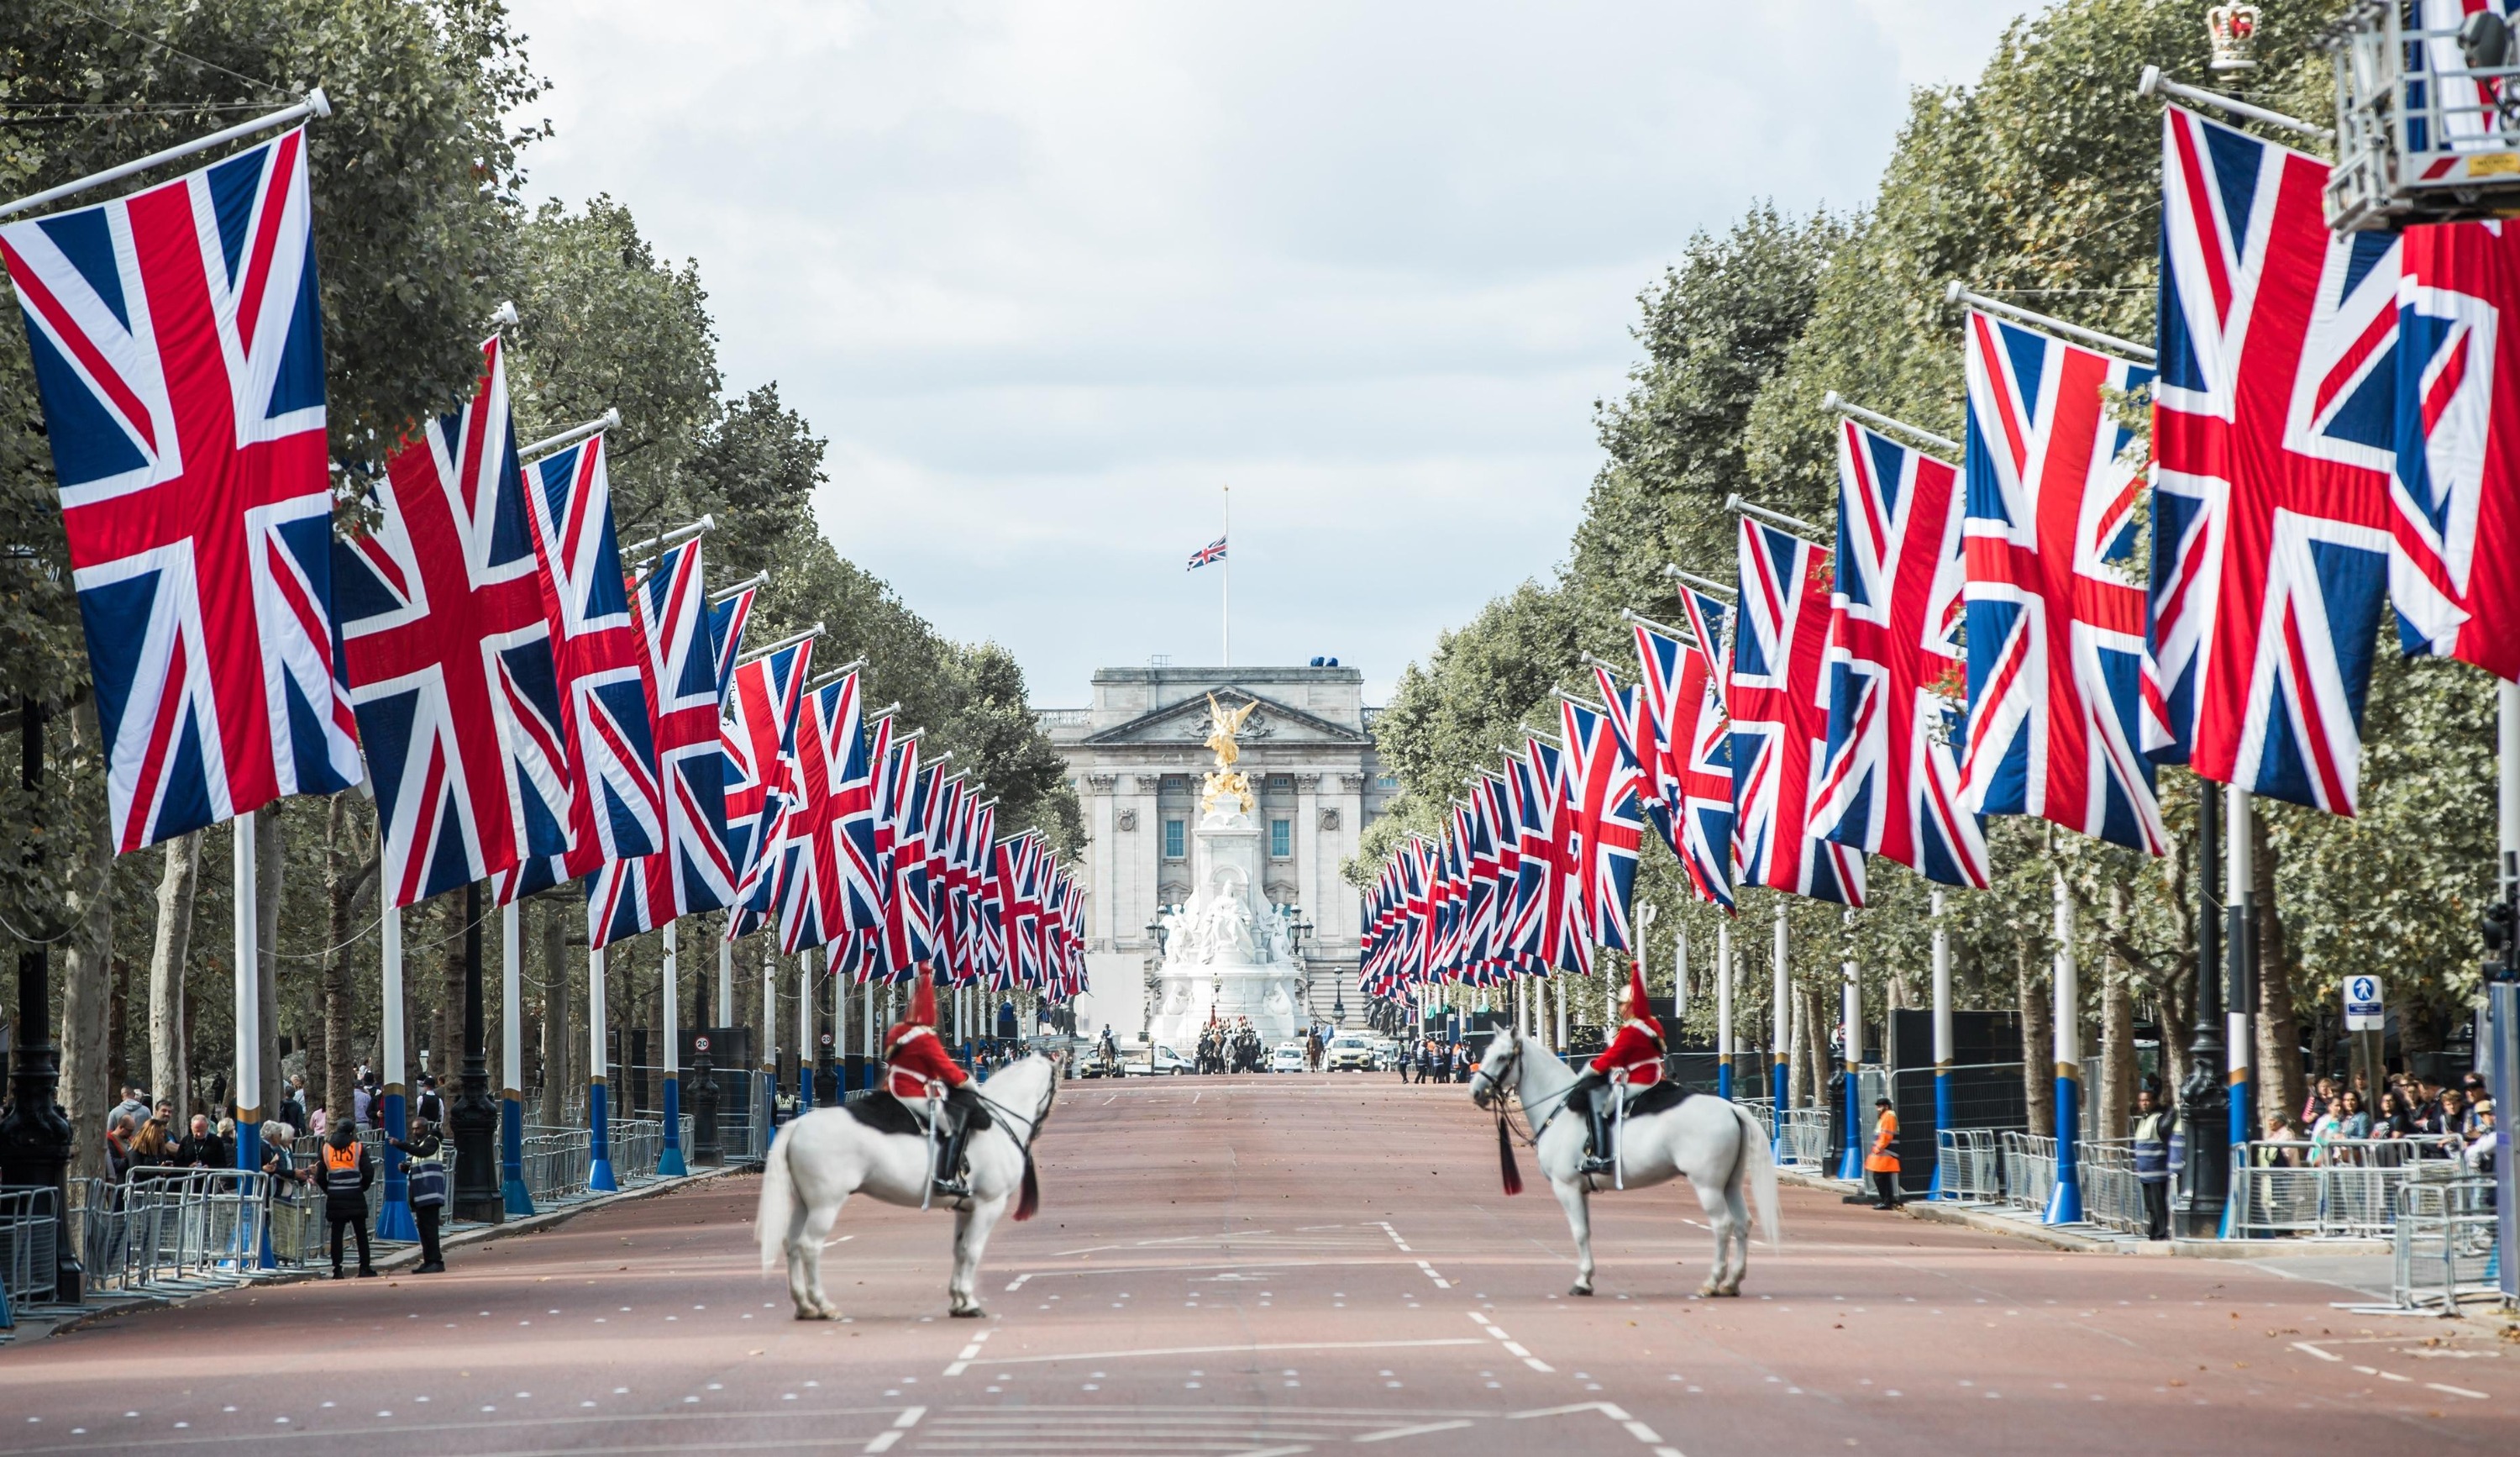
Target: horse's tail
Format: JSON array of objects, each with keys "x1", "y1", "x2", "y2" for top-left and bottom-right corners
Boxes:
[
  {"x1": 1734, "y1": 1102, "x2": 1780, "y2": 1247},
  {"x1": 1014, "y1": 1149, "x2": 1041, "y2": 1222},
  {"x1": 756, "y1": 1125, "x2": 796, "y2": 1274},
  {"x1": 1496, "y1": 1112, "x2": 1524, "y2": 1197}
]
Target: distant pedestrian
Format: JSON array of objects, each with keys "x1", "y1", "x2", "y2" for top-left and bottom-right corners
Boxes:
[
  {"x1": 353, "y1": 1080, "x2": 375, "y2": 1129},
  {"x1": 319, "y1": 1125, "x2": 377, "y2": 1279},
  {"x1": 390, "y1": 1118, "x2": 449, "y2": 1274},
  {"x1": 416, "y1": 1076, "x2": 444, "y2": 1123},
  {"x1": 2132, "y1": 1088, "x2": 2170, "y2": 1239},
  {"x1": 1865, "y1": 1097, "x2": 1901, "y2": 1210},
  {"x1": 110, "y1": 1086, "x2": 150, "y2": 1130},
  {"x1": 103, "y1": 1112, "x2": 137, "y2": 1185},
  {"x1": 172, "y1": 1112, "x2": 228, "y2": 1170}
]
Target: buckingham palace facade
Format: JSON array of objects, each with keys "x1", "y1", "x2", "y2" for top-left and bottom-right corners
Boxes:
[{"x1": 1037, "y1": 663, "x2": 1397, "y2": 1029}]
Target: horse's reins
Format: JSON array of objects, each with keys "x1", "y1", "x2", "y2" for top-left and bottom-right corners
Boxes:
[{"x1": 1480, "y1": 1037, "x2": 1575, "y2": 1149}]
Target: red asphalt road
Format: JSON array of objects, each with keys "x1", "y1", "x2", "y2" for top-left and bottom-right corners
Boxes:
[{"x1": 0, "y1": 1074, "x2": 2512, "y2": 1456}]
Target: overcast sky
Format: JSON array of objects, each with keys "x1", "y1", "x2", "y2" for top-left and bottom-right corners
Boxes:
[{"x1": 506, "y1": 1, "x2": 2031, "y2": 704}]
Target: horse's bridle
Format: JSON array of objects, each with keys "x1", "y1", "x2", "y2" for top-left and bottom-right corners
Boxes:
[
  {"x1": 980, "y1": 1058, "x2": 1059, "y2": 1154},
  {"x1": 1472, "y1": 1035, "x2": 1576, "y2": 1149}
]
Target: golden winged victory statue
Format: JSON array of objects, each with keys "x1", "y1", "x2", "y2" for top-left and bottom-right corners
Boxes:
[{"x1": 1200, "y1": 692, "x2": 1260, "y2": 814}]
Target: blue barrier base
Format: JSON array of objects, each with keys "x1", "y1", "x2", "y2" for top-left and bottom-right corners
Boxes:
[
  {"x1": 501, "y1": 1097, "x2": 535, "y2": 1216},
  {"x1": 657, "y1": 1078, "x2": 688, "y2": 1177},
  {"x1": 2045, "y1": 1075, "x2": 2083, "y2": 1225}
]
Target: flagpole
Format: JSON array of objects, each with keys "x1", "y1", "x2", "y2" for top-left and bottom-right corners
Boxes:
[
  {"x1": 1222, "y1": 484, "x2": 1231, "y2": 668},
  {"x1": 0, "y1": 91, "x2": 332, "y2": 221}
]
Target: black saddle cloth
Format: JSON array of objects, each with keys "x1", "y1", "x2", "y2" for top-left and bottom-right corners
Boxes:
[{"x1": 843, "y1": 1088, "x2": 993, "y2": 1139}]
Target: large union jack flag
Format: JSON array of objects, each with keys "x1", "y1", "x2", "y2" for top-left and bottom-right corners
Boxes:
[
  {"x1": 2148, "y1": 105, "x2": 2398, "y2": 814},
  {"x1": 586, "y1": 538, "x2": 738, "y2": 948},
  {"x1": 2, "y1": 129, "x2": 359, "y2": 851},
  {"x1": 1731, "y1": 518, "x2": 1862, "y2": 904},
  {"x1": 501, "y1": 432, "x2": 664, "y2": 897},
  {"x1": 334, "y1": 334, "x2": 571, "y2": 907},
  {"x1": 1558, "y1": 695, "x2": 1646, "y2": 958},
  {"x1": 1814, "y1": 421, "x2": 1989, "y2": 888},
  {"x1": 720, "y1": 634, "x2": 811, "y2": 939},
  {"x1": 1960, "y1": 309, "x2": 2168, "y2": 853},
  {"x1": 1505, "y1": 740, "x2": 1560, "y2": 973},
  {"x1": 2391, "y1": 220, "x2": 2520, "y2": 680},
  {"x1": 1630, "y1": 613, "x2": 1735, "y2": 910},
  {"x1": 708, "y1": 580, "x2": 755, "y2": 703}
]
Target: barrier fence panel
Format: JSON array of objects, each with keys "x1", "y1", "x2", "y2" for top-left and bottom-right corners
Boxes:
[
  {"x1": 2000, "y1": 1132, "x2": 2056, "y2": 1213},
  {"x1": 1739, "y1": 1097, "x2": 1776, "y2": 1146},
  {"x1": 2228, "y1": 1138, "x2": 2459, "y2": 1239},
  {"x1": 1935, "y1": 1128, "x2": 2000, "y2": 1203},
  {"x1": 0, "y1": 1186, "x2": 59, "y2": 1309},
  {"x1": 2392, "y1": 1176, "x2": 2500, "y2": 1313},
  {"x1": 2076, "y1": 1138, "x2": 2145, "y2": 1234},
  {"x1": 522, "y1": 1125, "x2": 592, "y2": 1203},
  {"x1": 1778, "y1": 1109, "x2": 1832, "y2": 1170}
]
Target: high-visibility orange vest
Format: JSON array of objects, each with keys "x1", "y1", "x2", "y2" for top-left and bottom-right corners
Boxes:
[{"x1": 1865, "y1": 1111, "x2": 1900, "y2": 1173}]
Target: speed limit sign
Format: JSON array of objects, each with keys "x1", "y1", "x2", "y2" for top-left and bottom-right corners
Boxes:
[{"x1": 693, "y1": 1034, "x2": 711, "y2": 1054}]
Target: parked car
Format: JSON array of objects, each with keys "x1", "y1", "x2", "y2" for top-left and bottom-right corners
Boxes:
[
  {"x1": 1269, "y1": 1041, "x2": 1308, "y2": 1073},
  {"x1": 1325, "y1": 1034, "x2": 1376, "y2": 1072},
  {"x1": 1121, "y1": 1044, "x2": 1193, "y2": 1076}
]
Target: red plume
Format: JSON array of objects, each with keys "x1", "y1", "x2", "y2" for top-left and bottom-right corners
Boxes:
[
  {"x1": 1626, "y1": 944, "x2": 1657, "y2": 1034},
  {"x1": 910, "y1": 967, "x2": 938, "y2": 1026}
]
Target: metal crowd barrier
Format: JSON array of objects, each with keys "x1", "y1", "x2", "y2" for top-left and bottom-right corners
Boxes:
[
  {"x1": 1935, "y1": 1128, "x2": 2001, "y2": 1202},
  {"x1": 0, "y1": 1187, "x2": 59, "y2": 1310},
  {"x1": 2227, "y1": 1137, "x2": 2457, "y2": 1239},
  {"x1": 2000, "y1": 1132, "x2": 2056, "y2": 1214},
  {"x1": 78, "y1": 1171, "x2": 272, "y2": 1294},
  {"x1": 2074, "y1": 1138, "x2": 2147, "y2": 1234},
  {"x1": 2392, "y1": 1175, "x2": 2500, "y2": 1313},
  {"x1": 1738, "y1": 1097, "x2": 1776, "y2": 1145},
  {"x1": 521, "y1": 1125, "x2": 592, "y2": 1202},
  {"x1": 1777, "y1": 1108, "x2": 1833, "y2": 1169}
]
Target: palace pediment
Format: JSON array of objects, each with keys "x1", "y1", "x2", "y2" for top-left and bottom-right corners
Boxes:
[{"x1": 1081, "y1": 688, "x2": 1369, "y2": 750}]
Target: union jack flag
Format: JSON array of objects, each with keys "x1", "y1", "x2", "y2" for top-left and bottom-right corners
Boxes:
[
  {"x1": 2149, "y1": 105, "x2": 2398, "y2": 814},
  {"x1": 1631, "y1": 615, "x2": 1734, "y2": 909},
  {"x1": 822, "y1": 676, "x2": 884, "y2": 947},
  {"x1": 880, "y1": 741, "x2": 937, "y2": 973},
  {"x1": 1187, "y1": 536, "x2": 1228, "y2": 570},
  {"x1": 1960, "y1": 309, "x2": 2168, "y2": 853},
  {"x1": 586, "y1": 538, "x2": 736, "y2": 948},
  {"x1": 2391, "y1": 220, "x2": 2520, "y2": 679},
  {"x1": 1505, "y1": 740, "x2": 1559, "y2": 972},
  {"x1": 334, "y1": 334, "x2": 571, "y2": 907},
  {"x1": 1731, "y1": 518, "x2": 1862, "y2": 904},
  {"x1": 708, "y1": 581, "x2": 755, "y2": 703},
  {"x1": 2, "y1": 129, "x2": 359, "y2": 851},
  {"x1": 1814, "y1": 421, "x2": 1989, "y2": 889},
  {"x1": 503, "y1": 432, "x2": 664, "y2": 897},
  {"x1": 720, "y1": 635, "x2": 811, "y2": 939},
  {"x1": 1558, "y1": 695, "x2": 1646, "y2": 957}
]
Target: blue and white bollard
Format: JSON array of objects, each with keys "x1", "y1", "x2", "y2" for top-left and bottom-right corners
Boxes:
[{"x1": 2045, "y1": 873, "x2": 2083, "y2": 1226}]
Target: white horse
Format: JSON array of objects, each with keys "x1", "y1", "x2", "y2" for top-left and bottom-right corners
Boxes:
[
  {"x1": 756, "y1": 1054, "x2": 1058, "y2": 1319},
  {"x1": 1469, "y1": 1034, "x2": 1777, "y2": 1297}
]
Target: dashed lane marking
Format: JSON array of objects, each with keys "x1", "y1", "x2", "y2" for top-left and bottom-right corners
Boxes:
[
  {"x1": 2427, "y1": 1383, "x2": 2489, "y2": 1400},
  {"x1": 942, "y1": 1328, "x2": 994, "y2": 1376},
  {"x1": 864, "y1": 1404, "x2": 926, "y2": 1454},
  {"x1": 1373, "y1": 1220, "x2": 1413, "y2": 1253},
  {"x1": 2290, "y1": 1341, "x2": 2340, "y2": 1362},
  {"x1": 1414, "y1": 1260, "x2": 1450, "y2": 1289},
  {"x1": 1508, "y1": 1402, "x2": 1683, "y2": 1455},
  {"x1": 1467, "y1": 1311, "x2": 1553, "y2": 1373},
  {"x1": 1005, "y1": 1273, "x2": 1032, "y2": 1292},
  {"x1": 938, "y1": 1339, "x2": 1485, "y2": 1368}
]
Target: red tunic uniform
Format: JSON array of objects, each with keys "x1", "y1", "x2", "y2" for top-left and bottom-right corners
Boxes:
[
  {"x1": 1588, "y1": 1018, "x2": 1666, "y2": 1086},
  {"x1": 884, "y1": 1023, "x2": 969, "y2": 1099}
]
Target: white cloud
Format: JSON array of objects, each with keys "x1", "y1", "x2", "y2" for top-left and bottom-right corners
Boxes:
[{"x1": 508, "y1": 0, "x2": 2029, "y2": 701}]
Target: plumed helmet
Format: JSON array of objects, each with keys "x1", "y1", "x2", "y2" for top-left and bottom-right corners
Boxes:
[{"x1": 910, "y1": 967, "x2": 938, "y2": 1026}]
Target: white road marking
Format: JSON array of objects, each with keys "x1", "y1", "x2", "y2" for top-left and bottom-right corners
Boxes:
[
  {"x1": 1005, "y1": 1274, "x2": 1032, "y2": 1292},
  {"x1": 942, "y1": 1329, "x2": 994, "y2": 1375},
  {"x1": 1467, "y1": 1312, "x2": 1553, "y2": 1372},
  {"x1": 2427, "y1": 1382, "x2": 2489, "y2": 1400},
  {"x1": 1373, "y1": 1220, "x2": 1414, "y2": 1252},
  {"x1": 1415, "y1": 1260, "x2": 1450, "y2": 1288},
  {"x1": 863, "y1": 1404, "x2": 927, "y2": 1453},
  {"x1": 2290, "y1": 1341, "x2": 2340, "y2": 1362},
  {"x1": 1354, "y1": 1418, "x2": 1476, "y2": 1442},
  {"x1": 952, "y1": 1339, "x2": 1485, "y2": 1366}
]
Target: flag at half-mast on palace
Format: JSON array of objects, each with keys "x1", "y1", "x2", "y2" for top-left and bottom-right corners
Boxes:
[
  {"x1": 0, "y1": 127, "x2": 360, "y2": 852},
  {"x1": 2391, "y1": 218, "x2": 2520, "y2": 681},
  {"x1": 502, "y1": 430, "x2": 665, "y2": 898},
  {"x1": 1959, "y1": 308, "x2": 2167, "y2": 854},
  {"x1": 1813, "y1": 420, "x2": 1989, "y2": 889},
  {"x1": 333, "y1": 334, "x2": 574, "y2": 907},
  {"x1": 720, "y1": 634, "x2": 811, "y2": 939},
  {"x1": 586, "y1": 537, "x2": 738, "y2": 948},
  {"x1": 1730, "y1": 518, "x2": 1862, "y2": 904},
  {"x1": 2148, "y1": 104, "x2": 2399, "y2": 815}
]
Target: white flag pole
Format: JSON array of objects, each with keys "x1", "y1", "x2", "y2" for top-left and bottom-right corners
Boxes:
[
  {"x1": 1221, "y1": 484, "x2": 1232, "y2": 668},
  {"x1": 0, "y1": 91, "x2": 332, "y2": 221}
]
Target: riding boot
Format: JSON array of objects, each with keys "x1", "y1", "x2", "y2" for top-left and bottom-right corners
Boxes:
[{"x1": 932, "y1": 1123, "x2": 971, "y2": 1198}]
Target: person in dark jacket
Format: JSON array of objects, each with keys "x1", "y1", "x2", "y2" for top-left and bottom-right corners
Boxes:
[
  {"x1": 2131, "y1": 1088, "x2": 2171, "y2": 1239},
  {"x1": 318, "y1": 1125, "x2": 377, "y2": 1278},
  {"x1": 171, "y1": 1112, "x2": 229, "y2": 1170},
  {"x1": 388, "y1": 1118, "x2": 449, "y2": 1273}
]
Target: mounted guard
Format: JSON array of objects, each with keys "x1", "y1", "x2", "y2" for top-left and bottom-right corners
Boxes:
[
  {"x1": 1565, "y1": 950, "x2": 1667, "y2": 1177},
  {"x1": 885, "y1": 967, "x2": 991, "y2": 1199}
]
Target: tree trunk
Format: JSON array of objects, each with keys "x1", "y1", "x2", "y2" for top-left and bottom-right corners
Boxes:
[
  {"x1": 149, "y1": 831, "x2": 200, "y2": 1110},
  {"x1": 2097, "y1": 880, "x2": 2136, "y2": 1139},
  {"x1": 321, "y1": 794, "x2": 357, "y2": 1128},
  {"x1": 58, "y1": 701, "x2": 115, "y2": 1181},
  {"x1": 2019, "y1": 941, "x2": 2053, "y2": 1138},
  {"x1": 540, "y1": 901, "x2": 568, "y2": 1128},
  {"x1": 255, "y1": 803, "x2": 284, "y2": 1122},
  {"x1": 2252, "y1": 812, "x2": 2306, "y2": 1132},
  {"x1": 1803, "y1": 986, "x2": 1830, "y2": 1110},
  {"x1": 438, "y1": 896, "x2": 465, "y2": 1083}
]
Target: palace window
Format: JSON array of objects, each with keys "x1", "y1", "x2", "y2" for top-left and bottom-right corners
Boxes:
[
  {"x1": 1267, "y1": 774, "x2": 1294, "y2": 792},
  {"x1": 1270, "y1": 818, "x2": 1292, "y2": 859},
  {"x1": 1163, "y1": 818, "x2": 1186, "y2": 860}
]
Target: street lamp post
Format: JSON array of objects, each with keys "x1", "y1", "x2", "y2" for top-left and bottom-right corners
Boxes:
[{"x1": 1144, "y1": 913, "x2": 1169, "y2": 1074}]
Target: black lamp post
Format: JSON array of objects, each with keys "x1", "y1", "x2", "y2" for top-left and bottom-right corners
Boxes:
[
  {"x1": 0, "y1": 697, "x2": 81, "y2": 1302},
  {"x1": 690, "y1": 1033, "x2": 720, "y2": 1166},
  {"x1": 449, "y1": 880, "x2": 504, "y2": 1223},
  {"x1": 2173, "y1": 781, "x2": 2229, "y2": 1239}
]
